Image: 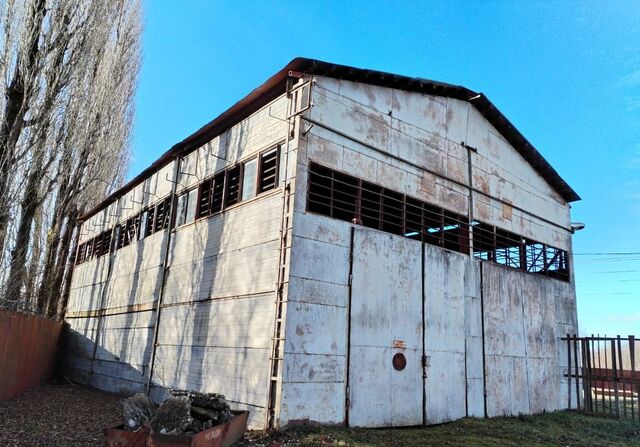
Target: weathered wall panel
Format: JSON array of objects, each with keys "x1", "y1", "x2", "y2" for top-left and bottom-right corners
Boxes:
[
  {"x1": 424, "y1": 245, "x2": 483, "y2": 423},
  {"x1": 63, "y1": 92, "x2": 290, "y2": 430},
  {"x1": 482, "y1": 262, "x2": 578, "y2": 417},
  {"x1": 279, "y1": 211, "x2": 351, "y2": 427},
  {"x1": 306, "y1": 76, "x2": 572, "y2": 250}
]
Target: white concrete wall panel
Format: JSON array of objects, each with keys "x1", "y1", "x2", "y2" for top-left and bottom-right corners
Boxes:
[
  {"x1": 279, "y1": 211, "x2": 351, "y2": 427},
  {"x1": 308, "y1": 76, "x2": 571, "y2": 249},
  {"x1": 423, "y1": 245, "x2": 483, "y2": 423},
  {"x1": 63, "y1": 92, "x2": 290, "y2": 430},
  {"x1": 482, "y1": 263, "x2": 577, "y2": 417},
  {"x1": 348, "y1": 229, "x2": 423, "y2": 427}
]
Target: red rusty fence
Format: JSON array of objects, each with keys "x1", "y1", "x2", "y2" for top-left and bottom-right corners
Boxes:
[
  {"x1": 0, "y1": 309, "x2": 62, "y2": 401},
  {"x1": 564, "y1": 335, "x2": 639, "y2": 420}
]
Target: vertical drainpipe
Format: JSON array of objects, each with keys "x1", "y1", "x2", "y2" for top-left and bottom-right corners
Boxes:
[
  {"x1": 463, "y1": 98, "x2": 488, "y2": 418},
  {"x1": 146, "y1": 156, "x2": 181, "y2": 395},
  {"x1": 88, "y1": 201, "x2": 123, "y2": 383}
]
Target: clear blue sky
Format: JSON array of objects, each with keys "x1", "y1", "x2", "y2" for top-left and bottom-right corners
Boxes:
[{"x1": 133, "y1": 1, "x2": 640, "y2": 336}]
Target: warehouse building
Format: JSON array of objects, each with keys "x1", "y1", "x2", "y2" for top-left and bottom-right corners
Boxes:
[{"x1": 61, "y1": 58, "x2": 580, "y2": 429}]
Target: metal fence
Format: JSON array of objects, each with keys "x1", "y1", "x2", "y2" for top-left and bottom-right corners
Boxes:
[
  {"x1": 564, "y1": 335, "x2": 639, "y2": 419},
  {"x1": 0, "y1": 309, "x2": 62, "y2": 401}
]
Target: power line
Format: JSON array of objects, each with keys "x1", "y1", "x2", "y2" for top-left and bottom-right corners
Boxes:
[{"x1": 574, "y1": 252, "x2": 640, "y2": 256}]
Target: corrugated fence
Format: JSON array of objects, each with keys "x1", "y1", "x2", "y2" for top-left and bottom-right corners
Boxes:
[{"x1": 0, "y1": 309, "x2": 62, "y2": 401}]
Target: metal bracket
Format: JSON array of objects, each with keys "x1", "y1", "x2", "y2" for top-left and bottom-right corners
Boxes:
[
  {"x1": 207, "y1": 141, "x2": 227, "y2": 161},
  {"x1": 461, "y1": 141, "x2": 478, "y2": 152},
  {"x1": 268, "y1": 106, "x2": 288, "y2": 123}
]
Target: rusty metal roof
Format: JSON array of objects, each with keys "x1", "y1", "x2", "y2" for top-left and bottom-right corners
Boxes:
[{"x1": 80, "y1": 57, "x2": 579, "y2": 222}]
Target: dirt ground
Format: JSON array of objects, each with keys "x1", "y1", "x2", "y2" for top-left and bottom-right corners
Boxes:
[
  {"x1": 0, "y1": 383, "x2": 121, "y2": 446},
  {"x1": 1, "y1": 384, "x2": 639, "y2": 446}
]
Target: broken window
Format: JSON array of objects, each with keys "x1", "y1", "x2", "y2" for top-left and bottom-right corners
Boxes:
[
  {"x1": 185, "y1": 189, "x2": 197, "y2": 223},
  {"x1": 308, "y1": 163, "x2": 333, "y2": 216},
  {"x1": 422, "y1": 203, "x2": 443, "y2": 247},
  {"x1": 85, "y1": 239, "x2": 94, "y2": 260},
  {"x1": 242, "y1": 158, "x2": 257, "y2": 201},
  {"x1": 177, "y1": 188, "x2": 198, "y2": 226},
  {"x1": 404, "y1": 196, "x2": 423, "y2": 241},
  {"x1": 197, "y1": 171, "x2": 225, "y2": 219},
  {"x1": 176, "y1": 192, "x2": 188, "y2": 226},
  {"x1": 306, "y1": 162, "x2": 470, "y2": 255},
  {"x1": 140, "y1": 210, "x2": 149, "y2": 239},
  {"x1": 442, "y1": 211, "x2": 469, "y2": 253},
  {"x1": 224, "y1": 165, "x2": 242, "y2": 207},
  {"x1": 472, "y1": 219, "x2": 570, "y2": 281},
  {"x1": 495, "y1": 228, "x2": 523, "y2": 269},
  {"x1": 360, "y1": 181, "x2": 382, "y2": 229},
  {"x1": 332, "y1": 171, "x2": 358, "y2": 222},
  {"x1": 381, "y1": 189, "x2": 404, "y2": 235},
  {"x1": 76, "y1": 242, "x2": 86, "y2": 264},
  {"x1": 258, "y1": 147, "x2": 279, "y2": 193},
  {"x1": 145, "y1": 207, "x2": 155, "y2": 237},
  {"x1": 93, "y1": 234, "x2": 103, "y2": 257},
  {"x1": 471, "y1": 221, "x2": 495, "y2": 261},
  {"x1": 97, "y1": 231, "x2": 112, "y2": 257},
  {"x1": 154, "y1": 197, "x2": 173, "y2": 233}
]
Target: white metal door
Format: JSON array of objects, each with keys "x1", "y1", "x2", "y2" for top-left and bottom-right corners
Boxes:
[{"x1": 347, "y1": 229, "x2": 424, "y2": 427}]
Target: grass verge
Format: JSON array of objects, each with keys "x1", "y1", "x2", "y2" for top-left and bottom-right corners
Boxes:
[{"x1": 241, "y1": 411, "x2": 640, "y2": 447}]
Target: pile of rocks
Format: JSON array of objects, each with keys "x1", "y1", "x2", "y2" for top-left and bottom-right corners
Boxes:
[{"x1": 122, "y1": 390, "x2": 234, "y2": 435}]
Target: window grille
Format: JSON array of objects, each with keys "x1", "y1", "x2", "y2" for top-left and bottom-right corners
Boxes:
[
  {"x1": 258, "y1": 148, "x2": 279, "y2": 193},
  {"x1": 307, "y1": 162, "x2": 569, "y2": 280},
  {"x1": 224, "y1": 165, "x2": 242, "y2": 207}
]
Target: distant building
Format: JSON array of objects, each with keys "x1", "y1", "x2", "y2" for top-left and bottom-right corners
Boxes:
[{"x1": 62, "y1": 58, "x2": 580, "y2": 429}]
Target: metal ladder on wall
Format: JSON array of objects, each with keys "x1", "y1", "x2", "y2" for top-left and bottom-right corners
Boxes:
[{"x1": 266, "y1": 72, "x2": 312, "y2": 429}]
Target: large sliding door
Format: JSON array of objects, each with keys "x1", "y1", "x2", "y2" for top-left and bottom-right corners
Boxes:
[{"x1": 347, "y1": 229, "x2": 424, "y2": 427}]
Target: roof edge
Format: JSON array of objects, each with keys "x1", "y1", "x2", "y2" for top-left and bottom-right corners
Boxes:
[{"x1": 80, "y1": 57, "x2": 579, "y2": 223}]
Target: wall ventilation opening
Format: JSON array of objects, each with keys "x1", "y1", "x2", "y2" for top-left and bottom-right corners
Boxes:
[{"x1": 307, "y1": 162, "x2": 570, "y2": 281}]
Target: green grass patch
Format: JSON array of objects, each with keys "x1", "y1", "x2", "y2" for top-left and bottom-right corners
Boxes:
[{"x1": 243, "y1": 411, "x2": 640, "y2": 446}]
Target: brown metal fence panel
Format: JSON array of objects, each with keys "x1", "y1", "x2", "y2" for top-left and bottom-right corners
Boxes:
[
  {"x1": 563, "y1": 335, "x2": 639, "y2": 420},
  {"x1": 0, "y1": 309, "x2": 62, "y2": 401}
]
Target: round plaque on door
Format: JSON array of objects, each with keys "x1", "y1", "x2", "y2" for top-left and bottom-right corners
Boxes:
[{"x1": 392, "y1": 352, "x2": 407, "y2": 371}]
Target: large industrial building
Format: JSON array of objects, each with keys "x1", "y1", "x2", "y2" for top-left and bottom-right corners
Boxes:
[{"x1": 61, "y1": 58, "x2": 580, "y2": 429}]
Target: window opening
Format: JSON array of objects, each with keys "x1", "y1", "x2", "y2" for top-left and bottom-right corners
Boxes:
[
  {"x1": 258, "y1": 148, "x2": 279, "y2": 193},
  {"x1": 242, "y1": 158, "x2": 257, "y2": 201}
]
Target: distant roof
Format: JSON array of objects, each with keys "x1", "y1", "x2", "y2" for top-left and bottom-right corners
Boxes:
[{"x1": 80, "y1": 57, "x2": 579, "y2": 222}]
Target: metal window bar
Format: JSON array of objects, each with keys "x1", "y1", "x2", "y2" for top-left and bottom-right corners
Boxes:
[
  {"x1": 259, "y1": 149, "x2": 279, "y2": 193},
  {"x1": 307, "y1": 163, "x2": 469, "y2": 255}
]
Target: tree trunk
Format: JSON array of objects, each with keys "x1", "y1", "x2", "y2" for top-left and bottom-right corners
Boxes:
[
  {"x1": 56, "y1": 209, "x2": 80, "y2": 319},
  {"x1": 4, "y1": 155, "x2": 44, "y2": 309},
  {"x1": 37, "y1": 185, "x2": 66, "y2": 313},
  {"x1": 0, "y1": 0, "x2": 47, "y2": 257}
]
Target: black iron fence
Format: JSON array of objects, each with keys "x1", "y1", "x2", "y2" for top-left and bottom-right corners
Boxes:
[{"x1": 564, "y1": 335, "x2": 639, "y2": 420}]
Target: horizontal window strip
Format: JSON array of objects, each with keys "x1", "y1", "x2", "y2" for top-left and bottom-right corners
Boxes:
[
  {"x1": 76, "y1": 144, "x2": 284, "y2": 266},
  {"x1": 307, "y1": 162, "x2": 570, "y2": 282}
]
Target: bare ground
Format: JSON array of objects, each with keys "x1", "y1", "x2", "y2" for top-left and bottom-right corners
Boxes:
[
  {"x1": 1, "y1": 384, "x2": 639, "y2": 446},
  {"x1": 0, "y1": 383, "x2": 121, "y2": 446}
]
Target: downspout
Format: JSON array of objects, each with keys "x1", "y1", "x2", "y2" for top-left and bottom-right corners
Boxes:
[{"x1": 146, "y1": 156, "x2": 181, "y2": 395}]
